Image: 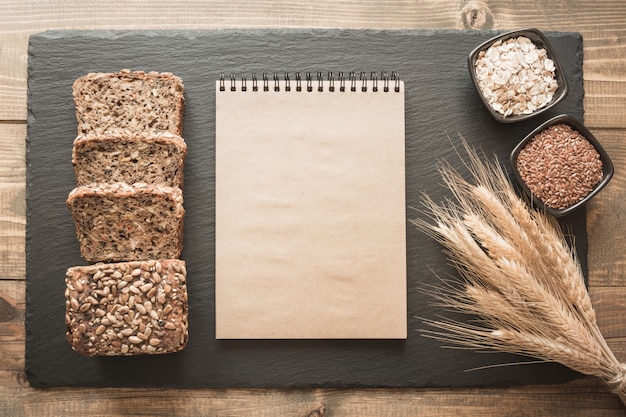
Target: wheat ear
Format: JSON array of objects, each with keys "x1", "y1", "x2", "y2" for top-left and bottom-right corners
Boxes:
[{"x1": 414, "y1": 140, "x2": 626, "y2": 406}]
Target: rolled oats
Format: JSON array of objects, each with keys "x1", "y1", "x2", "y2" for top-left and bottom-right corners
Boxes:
[{"x1": 474, "y1": 36, "x2": 558, "y2": 117}]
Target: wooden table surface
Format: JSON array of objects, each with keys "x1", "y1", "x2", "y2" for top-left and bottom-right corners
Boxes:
[{"x1": 2, "y1": 1, "x2": 626, "y2": 415}]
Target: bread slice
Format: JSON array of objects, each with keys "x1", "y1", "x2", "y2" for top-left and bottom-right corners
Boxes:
[
  {"x1": 73, "y1": 69, "x2": 185, "y2": 136},
  {"x1": 65, "y1": 259, "x2": 188, "y2": 356},
  {"x1": 66, "y1": 182, "x2": 185, "y2": 262},
  {"x1": 72, "y1": 132, "x2": 187, "y2": 188}
]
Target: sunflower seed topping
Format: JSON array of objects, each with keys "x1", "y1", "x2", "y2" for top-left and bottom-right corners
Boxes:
[{"x1": 65, "y1": 259, "x2": 188, "y2": 356}]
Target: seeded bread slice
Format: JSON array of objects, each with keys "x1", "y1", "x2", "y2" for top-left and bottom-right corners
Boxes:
[
  {"x1": 72, "y1": 132, "x2": 187, "y2": 188},
  {"x1": 73, "y1": 69, "x2": 185, "y2": 136},
  {"x1": 65, "y1": 259, "x2": 188, "y2": 356},
  {"x1": 66, "y1": 182, "x2": 185, "y2": 262}
]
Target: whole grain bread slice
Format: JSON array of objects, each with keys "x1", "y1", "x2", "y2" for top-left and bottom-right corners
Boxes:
[
  {"x1": 72, "y1": 132, "x2": 187, "y2": 188},
  {"x1": 65, "y1": 259, "x2": 188, "y2": 356},
  {"x1": 66, "y1": 182, "x2": 185, "y2": 262},
  {"x1": 73, "y1": 69, "x2": 185, "y2": 136}
]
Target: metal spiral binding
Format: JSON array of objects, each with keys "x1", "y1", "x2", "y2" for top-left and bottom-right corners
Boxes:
[
  {"x1": 219, "y1": 71, "x2": 400, "y2": 92},
  {"x1": 295, "y1": 72, "x2": 302, "y2": 92},
  {"x1": 285, "y1": 73, "x2": 291, "y2": 92},
  {"x1": 262, "y1": 73, "x2": 269, "y2": 92}
]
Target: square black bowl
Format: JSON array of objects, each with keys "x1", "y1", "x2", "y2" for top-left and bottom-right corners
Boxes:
[
  {"x1": 510, "y1": 114, "x2": 614, "y2": 217},
  {"x1": 469, "y1": 28, "x2": 568, "y2": 123}
]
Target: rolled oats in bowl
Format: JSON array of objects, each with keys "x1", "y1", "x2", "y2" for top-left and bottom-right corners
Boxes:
[
  {"x1": 469, "y1": 28, "x2": 568, "y2": 123},
  {"x1": 510, "y1": 115, "x2": 614, "y2": 217}
]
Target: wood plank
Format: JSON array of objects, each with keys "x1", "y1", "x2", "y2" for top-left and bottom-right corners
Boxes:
[
  {"x1": 0, "y1": 36, "x2": 26, "y2": 121},
  {"x1": 0, "y1": 124, "x2": 25, "y2": 279},
  {"x1": 590, "y1": 288, "x2": 626, "y2": 339},
  {"x1": 607, "y1": 337, "x2": 626, "y2": 361},
  {"x1": 0, "y1": 123, "x2": 25, "y2": 180},
  {"x1": 0, "y1": 341, "x2": 23, "y2": 371},
  {"x1": 0, "y1": 280, "x2": 24, "y2": 345},
  {"x1": 586, "y1": 129, "x2": 626, "y2": 287},
  {"x1": 0, "y1": 376, "x2": 622, "y2": 417},
  {"x1": 0, "y1": 280, "x2": 24, "y2": 376}
]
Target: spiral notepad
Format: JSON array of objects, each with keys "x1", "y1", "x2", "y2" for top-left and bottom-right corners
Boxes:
[{"x1": 215, "y1": 72, "x2": 407, "y2": 339}]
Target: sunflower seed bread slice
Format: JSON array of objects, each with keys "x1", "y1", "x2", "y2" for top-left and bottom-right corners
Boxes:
[
  {"x1": 65, "y1": 259, "x2": 188, "y2": 356},
  {"x1": 73, "y1": 69, "x2": 185, "y2": 136},
  {"x1": 72, "y1": 132, "x2": 187, "y2": 188},
  {"x1": 66, "y1": 182, "x2": 185, "y2": 262}
]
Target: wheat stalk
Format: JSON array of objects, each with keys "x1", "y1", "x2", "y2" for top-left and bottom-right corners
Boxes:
[{"x1": 413, "y1": 140, "x2": 626, "y2": 406}]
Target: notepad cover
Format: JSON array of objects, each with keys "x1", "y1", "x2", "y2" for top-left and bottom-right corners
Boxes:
[{"x1": 215, "y1": 80, "x2": 407, "y2": 339}]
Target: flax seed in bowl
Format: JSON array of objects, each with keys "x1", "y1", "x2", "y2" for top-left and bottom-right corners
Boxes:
[
  {"x1": 510, "y1": 115, "x2": 614, "y2": 217},
  {"x1": 469, "y1": 28, "x2": 568, "y2": 123}
]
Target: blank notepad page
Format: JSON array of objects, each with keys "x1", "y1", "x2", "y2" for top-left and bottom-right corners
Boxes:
[{"x1": 215, "y1": 74, "x2": 407, "y2": 339}]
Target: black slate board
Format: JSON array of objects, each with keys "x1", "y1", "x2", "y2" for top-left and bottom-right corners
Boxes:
[{"x1": 26, "y1": 29, "x2": 587, "y2": 388}]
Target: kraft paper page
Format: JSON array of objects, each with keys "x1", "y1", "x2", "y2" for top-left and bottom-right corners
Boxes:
[{"x1": 215, "y1": 78, "x2": 407, "y2": 339}]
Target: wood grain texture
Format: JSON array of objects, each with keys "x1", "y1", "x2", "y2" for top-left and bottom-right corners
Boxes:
[
  {"x1": 586, "y1": 129, "x2": 626, "y2": 287},
  {"x1": 0, "y1": 124, "x2": 25, "y2": 279},
  {"x1": 592, "y1": 287, "x2": 626, "y2": 339},
  {"x1": 0, "y1": 377, "x2": 623, "y2": 416},
  {"x1": 0, "y1": 279, "x2": 24, "y2": 336},
  {"x1": 2, "y1": 0, "x2": 626, "y2": 415}
]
